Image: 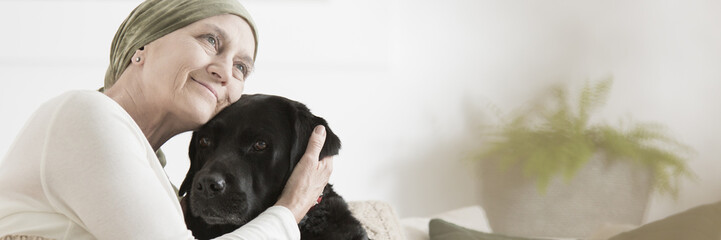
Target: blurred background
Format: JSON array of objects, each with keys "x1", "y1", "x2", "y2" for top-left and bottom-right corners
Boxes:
[{"x1": 1, "y1": 0, "x2": 720, "y2": 228}]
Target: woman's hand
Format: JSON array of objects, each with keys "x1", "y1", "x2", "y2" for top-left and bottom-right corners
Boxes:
[
  {"x1": 180, "y1": 196, "x2": 187, "y2": 215},
  {"x1": 275, "y1": 125, "x2": 334, "y2": 223}
]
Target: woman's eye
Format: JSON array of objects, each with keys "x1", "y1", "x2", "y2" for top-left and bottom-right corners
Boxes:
[
  {"x1": 253, "y1": 140, "x2": 267, "y2": 151},
  {"x1": 199, "y1": 137, "x2": 212, "y2": 148},
  {"x1": 205, "y1": 35, "x2": 217, "y2": 47},
  {"x1": 234, "y1": 64, "x2": 245, "y2": 74}
]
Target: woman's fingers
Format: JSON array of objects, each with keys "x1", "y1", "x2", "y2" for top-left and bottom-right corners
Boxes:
[
  {"x1": 303, "y1": 125, "x2": 326, "y2": 163},
  {"x1": 310, "y1": 126, "x2": 332, "y2": 180},
  {"x1": 275, "y1": 125, "x2": 335, "y2": 223},
  {"x1": 179, "y1": 196, "x2": 187, "y2": 215}
]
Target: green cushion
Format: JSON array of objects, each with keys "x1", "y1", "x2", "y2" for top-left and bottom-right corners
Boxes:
[
  {"x1": 609, "y1": 201, "x2": 721, "y2": 240},
  {"x1": 429, "y1": 218, "x2": 544, "y2": 240}
]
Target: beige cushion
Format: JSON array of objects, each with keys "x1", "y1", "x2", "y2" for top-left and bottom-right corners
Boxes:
[
  {"x1": 348, "y1": 200, "x2": 405, "y2": 240},
  {"x1": 608, "y1": 200, "x2": 721, "y2": 240}
]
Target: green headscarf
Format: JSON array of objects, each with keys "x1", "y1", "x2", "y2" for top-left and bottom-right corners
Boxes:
[
  {"x1": 104, "y1": 0, "x2": 258, "y2": 91},
  {"x1": 102, "y1": 0, "x2": 258, "y2": 168}
]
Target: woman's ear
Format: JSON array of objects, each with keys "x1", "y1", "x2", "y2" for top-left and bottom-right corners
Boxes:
[{"x1": 132, "y1": 47, "x2": 146, "y2": 64}]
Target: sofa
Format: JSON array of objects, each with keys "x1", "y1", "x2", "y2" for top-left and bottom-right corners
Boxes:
[
  {"x1": 348, "y1": 200, "x2": 721, "y2": 240},
  {"x1": 4, "y1": 200, "x2": 720, "y2": 240}
]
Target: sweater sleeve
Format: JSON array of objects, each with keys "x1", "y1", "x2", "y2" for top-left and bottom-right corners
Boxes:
[
  {"x1": 217, "y1": 206, "x2": 301, "y2": 240},
  {"x1": 39, "y1": 91, "x2": 299, "y2": 240}
]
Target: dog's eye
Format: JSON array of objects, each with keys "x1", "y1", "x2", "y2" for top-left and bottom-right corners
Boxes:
[
  {"x1": 199, "y1": 137, "x2": 212, "y2": 148},
  {"x1": 253, "y1": 141, "x2": 267, "y2": 151}
]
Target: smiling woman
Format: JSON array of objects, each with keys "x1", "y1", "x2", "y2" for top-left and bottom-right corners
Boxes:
[
  {"x1": 104, "y1": 14, "x2": 256, "y2": 145},
  {"x1": 0, "y1": 0, "x2": 334, "y2": 239}
]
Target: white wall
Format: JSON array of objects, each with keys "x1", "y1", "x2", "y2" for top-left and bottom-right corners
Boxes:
[{"x1": 1, "y1": 0, "x2": 720, "y2": 224}]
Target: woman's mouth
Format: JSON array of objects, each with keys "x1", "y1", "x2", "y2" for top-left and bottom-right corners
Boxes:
[{"x1": 191, "y1": 77, "x2": 218, "y2": 101}]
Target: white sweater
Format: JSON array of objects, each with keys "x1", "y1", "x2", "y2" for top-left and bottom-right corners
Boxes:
[{"x1": 0, "y1": 90, "x2": 300, "y2": 240}]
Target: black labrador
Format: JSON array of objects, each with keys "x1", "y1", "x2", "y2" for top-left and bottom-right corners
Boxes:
[{"x1": 179, "y1": 94, "x2": 368, "y2": 240}]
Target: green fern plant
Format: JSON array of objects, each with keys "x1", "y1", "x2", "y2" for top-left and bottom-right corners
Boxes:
[{"x1": 475, "y1": 78, "x2": 695, "y2": 196}]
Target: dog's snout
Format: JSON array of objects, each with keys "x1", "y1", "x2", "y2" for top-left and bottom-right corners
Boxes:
[{"x1": 195, "y1": 173, "x2": 227, "y2": 197}]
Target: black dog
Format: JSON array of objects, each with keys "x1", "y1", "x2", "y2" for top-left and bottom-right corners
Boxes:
[{"x1": 179, "y1": 94, "x2": 368, "y2": 240}]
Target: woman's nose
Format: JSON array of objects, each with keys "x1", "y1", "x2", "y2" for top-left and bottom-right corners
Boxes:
[{"x1": 208, "y1": 59, "x2": 232, "y2": 85}]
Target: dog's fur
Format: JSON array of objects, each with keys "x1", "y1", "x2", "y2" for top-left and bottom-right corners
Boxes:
[{"x1": 179, "y1": 94, "x2": 368, "y2": 240}]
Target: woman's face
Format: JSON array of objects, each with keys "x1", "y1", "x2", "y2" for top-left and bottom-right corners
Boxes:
[{"x1": 141, "y1": 14, "x2": 255, "y2": 129}]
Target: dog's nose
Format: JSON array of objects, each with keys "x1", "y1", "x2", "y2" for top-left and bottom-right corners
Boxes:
[{"x1": 195, "y1": 173, "x2": 226, "y2": 197}]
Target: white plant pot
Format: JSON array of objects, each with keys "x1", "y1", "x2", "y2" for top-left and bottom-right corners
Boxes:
[{"x1": 477, "y1": 153, "x2": 653, "y2": 238}]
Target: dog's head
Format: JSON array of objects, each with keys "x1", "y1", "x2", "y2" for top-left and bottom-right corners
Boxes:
[{"x1": 179, "y1": 94, "x2": 341, "y2": 227}]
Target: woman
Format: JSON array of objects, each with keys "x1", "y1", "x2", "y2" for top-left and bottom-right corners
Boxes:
[{"x1": 0, "y1": 0, "x2": 332, "y2": 239}]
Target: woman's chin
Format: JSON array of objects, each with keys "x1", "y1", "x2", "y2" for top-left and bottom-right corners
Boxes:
[
  {"x1": 181, "y1": 104, "x2": 216, "y2": 129},
  {"x1": 195, "y1": 111, "x2": 216, "y2": 126}
]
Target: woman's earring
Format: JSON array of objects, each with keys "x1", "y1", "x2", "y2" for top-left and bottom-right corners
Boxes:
[{"x1": 135, "y1": 57, "x2": 141, "y2": 62}]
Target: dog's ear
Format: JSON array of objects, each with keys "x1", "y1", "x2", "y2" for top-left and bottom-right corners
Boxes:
[
  {"x1": 312, "y1": 115, "x2": 342, "y2": 159},
  {"x1": 289, "y1": 101, "x2": 342, "y2": 166},
  {"x1": 179, "y1": 133, "x2": 200, "y2": 197}
]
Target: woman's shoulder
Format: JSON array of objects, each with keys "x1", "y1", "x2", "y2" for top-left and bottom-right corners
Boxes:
[
  {"x1": 45, "y1": 90, "x2": 127, "y2": 119},
  {"x1": 38, "y1": 90, "x2": 137, "y2": 134},
  {"x1": 51, "y1": 90, "x2": 118, "y2": 110},
  {"x1": 39, "y1": 90, "x2": 149, "y2": 156}
]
